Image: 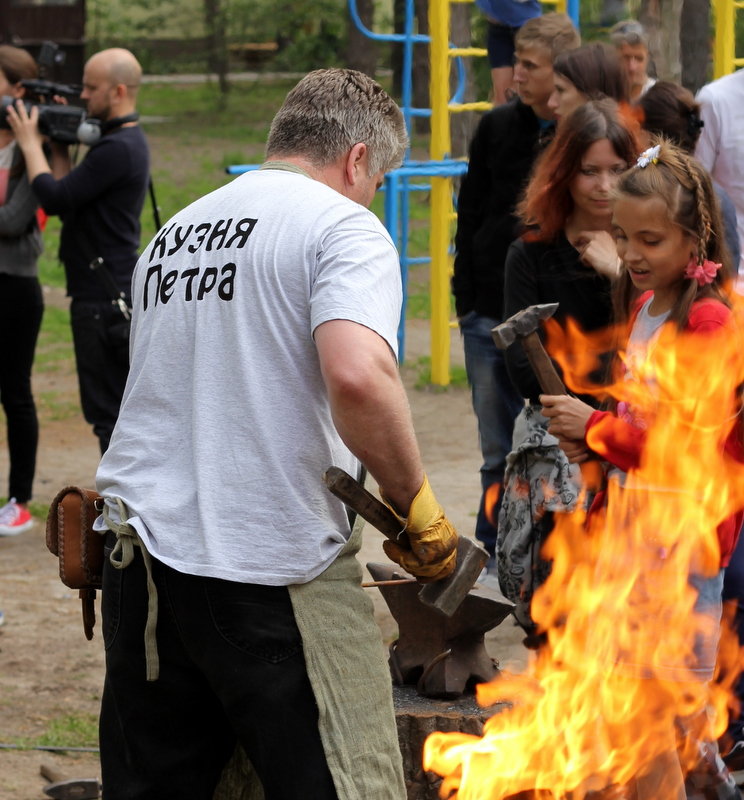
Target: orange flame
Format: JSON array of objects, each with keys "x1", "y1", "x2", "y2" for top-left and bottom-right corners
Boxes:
[
  {"x1": 425, "y1": 298, "x2": 744, "y2": 798},
  {"x1": 485, "y1": 483, "x2": 502, "y2": 527}
]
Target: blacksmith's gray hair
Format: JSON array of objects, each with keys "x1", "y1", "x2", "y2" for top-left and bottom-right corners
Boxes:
[{"x1": 266, "y1": 68, "x2": 408, "y2": 175}]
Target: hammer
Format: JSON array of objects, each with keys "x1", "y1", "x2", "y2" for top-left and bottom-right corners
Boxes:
[
  {"x1": 323, "y1": 467, "x2": 488, "y2": 617},
  {"x1": 491, "y1": 302, "x2": 567, "y2": 395},
  {"x1": 40, "y1": 762, "x2": 101, "y2": 800}
]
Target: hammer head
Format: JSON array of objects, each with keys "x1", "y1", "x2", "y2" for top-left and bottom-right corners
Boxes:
[
  {"x1": 417, "y1": 536, "x2": 489, "y2": 616},
  {"x1": 491, "y1": 302, "x2": 559, "y2": 349},
  {"x1": 323, "y1": 467, "x2": 488, "y2": 617},
  {"x1": 43, "y1": 778, "x2": 101, "y2": 800}
]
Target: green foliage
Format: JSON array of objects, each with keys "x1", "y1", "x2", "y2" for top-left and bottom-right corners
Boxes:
[
  {"x1": 87, "y1": 0, "x2": 196, "y2": 43},
  {"x1": 240, "y1": 0, "x2": 348, "y2": 70},
  {"x1": 86, "y1": 0, "x2": 352, "y2": 72}
]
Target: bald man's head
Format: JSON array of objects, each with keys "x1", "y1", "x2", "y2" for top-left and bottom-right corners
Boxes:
[{"x1": 81, "y1": 48, "x2": 142, "y2": 121}]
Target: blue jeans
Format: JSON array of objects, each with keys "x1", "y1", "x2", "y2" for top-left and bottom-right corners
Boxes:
[
  {"x1": 460, "y1": 311, "x2": 524, "y2": 557},
  {"x1": 723, "y1": 529, "x2": 744, "y2": 742}
]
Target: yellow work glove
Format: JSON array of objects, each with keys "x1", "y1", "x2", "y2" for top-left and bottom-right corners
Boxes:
[{"x1": 381, "y1": 475, "x2": 458, "y2": 582}]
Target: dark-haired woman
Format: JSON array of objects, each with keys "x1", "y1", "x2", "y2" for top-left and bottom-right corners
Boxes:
[
  {"x1": 548, "y1": 42, "x2": 630, "y2": 125},
  {"x1": 0, "y1": 45, "x2": 43, "y2": 536},
  {"x1": 497, "y1": 99, "x2": 639, "y2": 636}
]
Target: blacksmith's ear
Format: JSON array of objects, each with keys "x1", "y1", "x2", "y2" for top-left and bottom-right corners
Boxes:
[{"x1": 345, "y1": 142, "x2": 367, "y2": 184}]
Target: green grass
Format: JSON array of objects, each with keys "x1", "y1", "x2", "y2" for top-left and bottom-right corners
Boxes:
[
  {"x1": 28, "y1": 500, "x2": 52, "y2": 521},
  {"x1": 139, "y1": 79, "x2": 299, "y2": 144},
  {"x1": 0, "y1": 711, "x2": 99, "y2": 751},
  {"x1": 34, "y1": 307, "x2": 73, "y2": 372},
  {"x1": 412, "y1": 357, "x2": 468, "y2": 391},
  {"x1": 36, "y1": 391, "x2": 81, "y2": 422},
  {"x1": 34, "y1": 712, "x2": 99, "y2": 750},
  {"x1": 38, "y1": 216, "x2": 65, "y2": 290}
]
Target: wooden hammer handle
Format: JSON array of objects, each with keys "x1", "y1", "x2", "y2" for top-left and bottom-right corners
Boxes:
[
  {"x1": 323, "y1": 467, "x2": 410, "y2": 547},
  {"x1": 522, "y1": 331, "x2": 567, "y2": 395},
  {"x1": 40, "y1": 762, "x2": 67, "y2": 783}
]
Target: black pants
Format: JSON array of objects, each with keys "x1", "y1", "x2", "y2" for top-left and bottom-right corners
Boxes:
[
  {"x1": 100, "y1": 539, "x2": 338, "y2": 800},
  {"x1": 70, "y1": 299, "x2": 130, "y2": 454},
  {"x1": 0, "y1": 275, "x2": 43, "y2": 503}
]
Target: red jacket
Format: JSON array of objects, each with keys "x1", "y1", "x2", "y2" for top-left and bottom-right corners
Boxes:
[{"x1": 584, "y1": 294, "x2": 744, "y2": 566}]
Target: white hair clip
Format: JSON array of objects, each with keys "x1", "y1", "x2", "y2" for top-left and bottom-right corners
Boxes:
[{"x1": 636, "y1": 145, "x2": 661, "y2": 168}]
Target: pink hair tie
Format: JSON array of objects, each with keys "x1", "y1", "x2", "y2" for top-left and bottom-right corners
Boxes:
[{"x1": 684, "y1": 258, "x2": 722, "y2": 286}]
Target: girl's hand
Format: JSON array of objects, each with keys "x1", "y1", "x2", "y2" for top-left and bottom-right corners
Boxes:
[
  {"x1": 540, "y1": 394, "x2": 595, "y2": 441},
  {"x1": 574, "y1": 230, "x2": 621, "y2": 279},
  {"x1": 6, "y1": 100, "x2": 44, "y2": 151},
  {"x1": 557, "y1": 436, "x2": 590, "y2": 464}
]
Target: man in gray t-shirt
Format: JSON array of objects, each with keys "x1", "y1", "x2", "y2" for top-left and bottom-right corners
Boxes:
[{"x1": 95, "y1": 69, "x2": 459, "y2": 799}]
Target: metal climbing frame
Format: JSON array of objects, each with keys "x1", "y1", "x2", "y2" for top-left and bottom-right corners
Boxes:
[
  {"x1": 713, "y1": 0, "x2": 744, "y2": 76},
  {"x1": 351, "y1": 0, "x2": 577, "y2": 383}
]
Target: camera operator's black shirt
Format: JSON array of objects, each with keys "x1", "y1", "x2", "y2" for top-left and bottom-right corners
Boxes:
[{"x1": 32, "y1": 125, "x2": 150, "y2": 302}]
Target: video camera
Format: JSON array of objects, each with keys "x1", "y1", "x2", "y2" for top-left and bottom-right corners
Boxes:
[{"x1": 0, "y1": 41, "x2": 85, "y2": 144}]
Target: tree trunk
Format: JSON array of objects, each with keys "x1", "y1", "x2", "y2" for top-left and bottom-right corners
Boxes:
[
  {"x1": 639, "y1": 0, "x2": 682, "y2": 82},
  {"x1": 413, "y1": 0, "x2": 430, "y2": 135},
  {"x1": 449, "y1": 3, "x2": 476, "y2": 161},
  {"x1": 204, "y1": 0, "x2": 229, "y2": 97},
  {"x1": 680, "y1": 0, "x2": 711, "y2": 92},
  {"x1": 639, "y1": 0, "x2": 662, "y2": 78},
  {"x1": 660, "y1": 0, "x2": 684, "y2": 82},
  {"x1": 392, "y1": 0, "x2": 405, "y2": 96},
  {"x1": 345, "y1": 0, "x2": 377, "y2": 77}
]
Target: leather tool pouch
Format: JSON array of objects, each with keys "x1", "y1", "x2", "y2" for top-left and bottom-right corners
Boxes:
[{"x1": 46, "y1": 486, "x2": 105, "y2": 640}]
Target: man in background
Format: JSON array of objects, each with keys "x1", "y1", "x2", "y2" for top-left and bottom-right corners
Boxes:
[
  {"x1": 609, "y1": 19, "x2": 656, "y2": 101},
  {"x1": 9, "y1": 47, "x2": 150, "y2": 454}
]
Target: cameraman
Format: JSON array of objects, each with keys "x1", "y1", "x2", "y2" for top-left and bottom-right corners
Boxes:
[{"x1": 8, "y1": 47, "x2": 150, "y2": 454}]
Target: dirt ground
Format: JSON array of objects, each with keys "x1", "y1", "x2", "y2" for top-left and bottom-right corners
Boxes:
[{"x1": 0, "y1": 295, "x2": 529, "y2": 798}]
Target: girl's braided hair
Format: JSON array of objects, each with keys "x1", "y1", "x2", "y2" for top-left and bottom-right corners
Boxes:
[{"x1": 612, "y1": 137, "x2": 732, "y2": 328}]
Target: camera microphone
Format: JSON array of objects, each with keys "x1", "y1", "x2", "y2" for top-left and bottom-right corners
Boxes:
[{"x1": 76, "y1": 113, "x2": 140, "y2": 146}]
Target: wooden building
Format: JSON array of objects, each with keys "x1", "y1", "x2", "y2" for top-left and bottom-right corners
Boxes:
[{"x1": 0, "y1": 0, "x2": 85, "y2": 85}]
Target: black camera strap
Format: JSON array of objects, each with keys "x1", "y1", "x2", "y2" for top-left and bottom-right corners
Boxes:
[
  {"x1": 88, "y1": 256, "x2": 131, "y2": 321},
  {"x1": 148, "y1": 178, "x2": 162, "y2": 232}
]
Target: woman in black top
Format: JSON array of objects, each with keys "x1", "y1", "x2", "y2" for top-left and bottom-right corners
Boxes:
[{"x1": 498, "y1": 99, "x2": 639, "y2": 636}]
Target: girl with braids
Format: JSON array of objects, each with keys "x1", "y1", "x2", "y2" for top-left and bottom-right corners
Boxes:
[
  {"x1": 542, "y1": 139, "x2": 744, "y2": 797},
  {"x1": 638, "y1": 80, "x2": 740, "y2": 269}
]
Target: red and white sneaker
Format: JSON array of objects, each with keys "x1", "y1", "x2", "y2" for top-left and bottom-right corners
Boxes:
[{"x1": 0, "y1": 498, "x2": 33, "y2": 536}]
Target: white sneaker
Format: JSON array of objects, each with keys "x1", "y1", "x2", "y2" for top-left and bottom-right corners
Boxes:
[{"x1": 0, "y1": 498, "x2": 33, "y2": 536}]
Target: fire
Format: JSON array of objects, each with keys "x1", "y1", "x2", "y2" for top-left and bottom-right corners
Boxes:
[
  {"x1": 425, "y1": 299, "x2": 744, "y2": 798},
  {"x1": 485, "y1": 483, "x2": 502, "y2": 528}
]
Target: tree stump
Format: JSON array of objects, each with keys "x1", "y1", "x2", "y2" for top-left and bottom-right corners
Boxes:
[
  {"x1": 213, "y1": 685, "x2": 507, "y2": 799},
  {"x1": 393, "y1": 685, "x2": 506, "y2": 799}
]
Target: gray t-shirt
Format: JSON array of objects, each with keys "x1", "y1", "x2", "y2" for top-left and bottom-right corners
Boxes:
[{"x1": 96, "y1": 169, "x2": 402, "y2": 584}]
